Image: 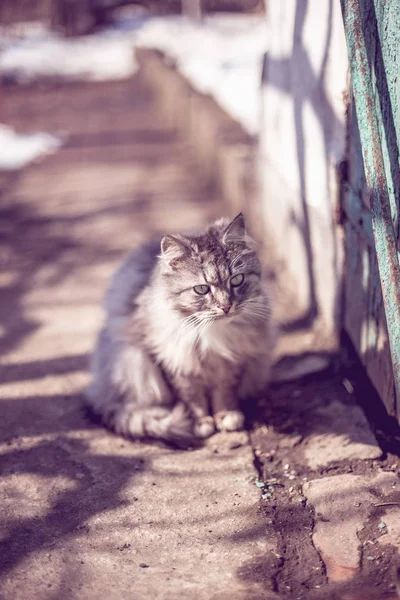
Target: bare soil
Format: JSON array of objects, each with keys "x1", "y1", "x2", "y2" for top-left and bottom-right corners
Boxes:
[{"x1": 249, "y1": 340, "x2": 400, "y2": 599}]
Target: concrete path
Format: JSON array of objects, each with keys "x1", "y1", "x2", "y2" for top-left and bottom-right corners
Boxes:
[
  {"x1": 0, "y1": 76, "x2": 278, "y2": 599},
  {"x1": 2, "y1": 68, "x2": 400, "y2": 600}
]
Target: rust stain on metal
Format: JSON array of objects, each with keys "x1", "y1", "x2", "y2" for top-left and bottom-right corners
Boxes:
[{"x1": 341, "y1": 0, "x2": 400, "y2": 405}]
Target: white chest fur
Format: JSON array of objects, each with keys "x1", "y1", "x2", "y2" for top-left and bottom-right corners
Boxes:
[{"x1": 150, "y1": 312, "x2": 265, "y2": 376}]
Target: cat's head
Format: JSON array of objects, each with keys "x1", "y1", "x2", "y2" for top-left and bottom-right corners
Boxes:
[{"x1": 158, "y1": 213, "x2": 269, "y2": 328}]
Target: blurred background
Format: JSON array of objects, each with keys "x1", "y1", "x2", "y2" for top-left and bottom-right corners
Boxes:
[{"x1": 0, "y1": 0, "x2": 398, "y2": 422}]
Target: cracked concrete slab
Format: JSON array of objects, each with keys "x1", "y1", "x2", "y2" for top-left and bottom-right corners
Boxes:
[
  {"x1": 377, "y1": 506, "x2": 400, "y2": 547},
  {"x1": 0, "y1": 430, "x2": 278, "y2": 600},
  {"x1": 303, "y1": 472, "x2": 399, "y2": 583},
  {"x1": 304, "y1": 401, "x2": 382, "y2": 469}
]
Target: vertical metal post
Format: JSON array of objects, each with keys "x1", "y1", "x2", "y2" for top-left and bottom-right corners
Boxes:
[{"x1": 341, "y1": 0, "x2": 400, "y2": 415}]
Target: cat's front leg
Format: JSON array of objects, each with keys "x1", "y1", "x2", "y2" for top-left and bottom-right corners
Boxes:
[
  {"x1": 211, "y1": 365, "x2": 245, "y2": 432},
  {"x1": 172, "y1": 373, "x2": 215, "y2": 439}
]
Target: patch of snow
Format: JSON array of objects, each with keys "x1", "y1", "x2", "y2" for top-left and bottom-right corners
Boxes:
[
  {"x1": 0, "y1": 125, "x2": 63, "y2": 170},
  {"x1": 134, "y1": 16, "x2": 268, "y2": 135},
  {"x1": 0, "y1": 33, "x2": 138, "y2": 82},
  {"x1": 0, "y1": 15, "x2": 268, "y2": 134}
]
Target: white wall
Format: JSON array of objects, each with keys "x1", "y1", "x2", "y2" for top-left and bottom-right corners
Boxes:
[{"x1": 259, "y1": 0, "x2": 348, "y2": 352}]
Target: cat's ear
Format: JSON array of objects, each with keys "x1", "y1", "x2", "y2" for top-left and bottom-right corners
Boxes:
[
  {"x1": 223, "y1": 213, "x2": 246, "y2": 244},
  {"x1": 160, "y1": 234, "x2": 191, "y2": 266}
]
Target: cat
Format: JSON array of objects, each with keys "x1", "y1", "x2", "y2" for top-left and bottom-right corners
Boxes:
[{"x1": 86, "y1": 213, "x2": 275, "y2": 447}]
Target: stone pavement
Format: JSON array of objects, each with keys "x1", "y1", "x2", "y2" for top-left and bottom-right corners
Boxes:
[
  {"x1": 251, "y1": 370, "x2": 400, "y2": 599},
  {"x1": 0, "y1": 75, "x2": 279, "y2": 600},
  {"x1": 1, "y1": 71, "x2": 400, "y2": 600}
]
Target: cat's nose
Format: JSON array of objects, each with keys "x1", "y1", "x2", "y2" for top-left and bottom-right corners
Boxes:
[{"x1": 220, "y1": 304, "x2": 232, "y2": 314}]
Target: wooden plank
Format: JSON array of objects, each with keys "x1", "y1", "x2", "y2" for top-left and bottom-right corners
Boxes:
[{"x1": 341, "y1": 0, "x2": 400, "y2": 417}]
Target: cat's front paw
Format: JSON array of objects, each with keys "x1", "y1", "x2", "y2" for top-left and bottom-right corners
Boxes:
[
  {"x1": 194, "y1": 415, "x2": 216, "y2": 439},
  {"x1": 214, "y1": 410, "x2": 245, "y2": 432}
]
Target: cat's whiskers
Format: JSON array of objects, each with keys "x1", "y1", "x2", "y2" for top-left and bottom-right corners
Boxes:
[
  {"x1": 180, "y1": 312, "x2": 216, "y2": 346},
  {"x1": 244, "y1": 302, "x2": 271, "y2": 315},
  {"x1": 242, "y1": 306, "x2": 271, "y2": 319},
  {"x1": 193, "y1": 318, "x2": 213, "y2": 347},
  {"x1": 241, "y1": 313, "x2": 268, "y2": 325},
  {"x1": 238, "y1": 297, "x2": 272, "y2": 323},
  {"x1": 174, "y1": 312, "x2": 214, "y2": 348},
  {"x1": 176, "y1": 314, "x2": 201, "y2": 336}
]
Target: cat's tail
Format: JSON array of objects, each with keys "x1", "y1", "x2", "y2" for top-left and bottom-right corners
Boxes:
[{"x1": 89, "y1": 399, "x2": 195, "y2": 449}]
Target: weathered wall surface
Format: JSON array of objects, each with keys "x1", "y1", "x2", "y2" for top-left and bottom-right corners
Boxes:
[
  {"x1": 260, "y1": 0, "x2": 398, "y2": 415},
  {"x1": 258, "y1": 0, "x2": 348, "y2": 356},
  {"x1": 341, "y1": 0, "x2": 400, "y2": 416},
  {"x1": 342, "y1": 107, "x2": 395, "y2": 415}
]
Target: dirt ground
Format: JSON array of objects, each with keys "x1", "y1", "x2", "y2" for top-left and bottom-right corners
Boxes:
[
  {"x1": 1, "y1": 73, "x2": 400, "y2": 600},
  {"x1": 251, "y1": 349, "x2": 400, "y2": 600}
]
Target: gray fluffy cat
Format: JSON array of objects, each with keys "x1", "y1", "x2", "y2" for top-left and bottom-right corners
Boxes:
[{"x1": 86, "y1": 213, "x2": 275, "y2": 447}]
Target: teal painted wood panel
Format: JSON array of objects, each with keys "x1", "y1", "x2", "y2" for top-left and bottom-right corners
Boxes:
[{"x1": 341, "y1": 0, "x2": 400, "y2": 416}]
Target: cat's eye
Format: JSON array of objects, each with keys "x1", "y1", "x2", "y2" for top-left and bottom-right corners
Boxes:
[
  {"x1": 230, "y1": 273, "x2": 244, "y2": 287},
  {"x1": 193, "y1": 284, "x2": 210, "y2": 295}
]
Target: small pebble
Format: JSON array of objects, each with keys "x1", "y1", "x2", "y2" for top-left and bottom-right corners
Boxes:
[{"x1": 342, "y1": 378, "x2": 354, "y2": 394}]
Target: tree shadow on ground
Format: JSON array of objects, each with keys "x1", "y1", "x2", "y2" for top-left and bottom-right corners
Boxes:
[
  {"x1": 0, "y1": 72, "x2": 222, "y2": 596},
  {"x1": 0, "y1": 436, "x2": 149, "y2": 577}
]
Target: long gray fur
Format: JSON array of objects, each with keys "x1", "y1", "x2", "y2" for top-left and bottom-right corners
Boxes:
[{"x1": 86, "y1": 214, "x2": 275, "y2": 446}]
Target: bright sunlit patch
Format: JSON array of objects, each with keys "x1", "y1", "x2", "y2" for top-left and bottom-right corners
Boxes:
[
  {"x1": 0, "y1": 125, "x2": 62, "y2": 170},
  {"x1": 0, "y1": 372, "x2": 89, "y2": 399}
]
